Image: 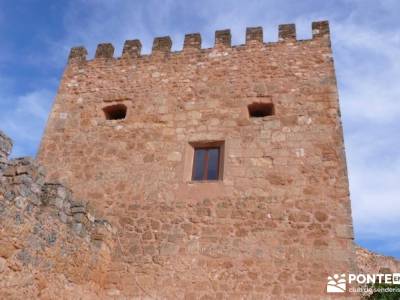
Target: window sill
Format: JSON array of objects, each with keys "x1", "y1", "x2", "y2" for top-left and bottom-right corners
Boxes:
[
  {"x1": 187, "y1": 179, "x2": 224, "y2": 184},
  {"x1": 98, "y1": 119, "x2": 126, "y2": 127}
]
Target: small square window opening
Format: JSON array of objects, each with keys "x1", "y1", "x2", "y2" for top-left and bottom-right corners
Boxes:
[
  {"x1": 248, "y1": 102, "x2": 274, "y2": 118},
  {"x1": 103, "y1": 104, "x2": 127, "y2": 120}
]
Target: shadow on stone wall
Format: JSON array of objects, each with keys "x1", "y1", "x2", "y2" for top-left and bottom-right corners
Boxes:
[{"x1": 0, "y1": 130, "x2": 114, "y2": 299}]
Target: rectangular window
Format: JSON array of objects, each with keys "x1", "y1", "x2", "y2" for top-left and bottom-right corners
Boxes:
[{"x1": 192, "y1": 147, "x2": 221, "y2": 181}]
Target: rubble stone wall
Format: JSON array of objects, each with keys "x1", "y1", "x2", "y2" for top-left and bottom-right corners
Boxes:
[
  {"x1": 0, "y1": 130, "x2": 113, "y2": 299},
  {"x1": 356, "y1": 246, "x2": 400, "y2": 275}
]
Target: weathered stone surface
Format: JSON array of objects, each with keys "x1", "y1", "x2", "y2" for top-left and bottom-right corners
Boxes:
[
  {"x1": 122, "y1": 39, "x2": 142, "y2": 58},
  {"x1": 0, "y1": 241, "x2": 16, "y2": 259},
  {"x1": 152, "y1": 36, "x2": 172, "y2": 53},
  {"x1": 95, "y1": 43, "x2": 114, "y2": 59},
  {"x1": 0, "y1": 130, "x2": 12, "y2": 159},
  {"x1": 0, "y1": 257, "x2": 6, "y2": 273},
  {"x1": 0, "y1": 131, "x2": 114, "y2": 298},
  {"x1": 356, "y1": 246, "x2": 400, "y2": 275},
  {"x1": 246, "y1": 27, "x2": 263, "y2": 43},
  {"x1": 71, "y1": 206, "x2": 86, "y2": 214},
  {"x1": 183, "y1": 33, "x2": 201, "y2": 49},
  {"x1": 68, "y1": 46, "x2": 88, "y2": 63}
]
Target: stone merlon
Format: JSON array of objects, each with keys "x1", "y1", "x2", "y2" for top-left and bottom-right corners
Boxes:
[
  {"x1": 95, "y1": 43, "x2": 115, "y2": 59},
  {"x1": 152, "y1": 36, "x2": 172, "y2": 53},
  {"x1": 122, "y1": 39, "x2": 142, "y2": 58},
  {"x1": 278, "y1": 24, "x2": 296, "y2": 41},
  {"x1": 215, "y1": 29, "x2": 231, "y2": 47},
  {"x1": 183, "y1": 33, "x2": 201, "y2": 50},
  {"x1": 246, "y1": 27, "x2": 263, "y2": 43}
]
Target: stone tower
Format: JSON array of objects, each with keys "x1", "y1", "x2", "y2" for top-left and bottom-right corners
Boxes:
[{"x1": 37, "y1": 21, "x2": 358, "y2": 298}]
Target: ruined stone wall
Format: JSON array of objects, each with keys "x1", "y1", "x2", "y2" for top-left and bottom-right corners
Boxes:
[
  {"x1": 356, "y1": 246, "x2": 400, "y2": 275},
  {"x1": 37, "y1": 21, "x2": 359, "y2": 298},
  {"x1": 0, "y1": 130, "x2": 113, "y2": 299}
]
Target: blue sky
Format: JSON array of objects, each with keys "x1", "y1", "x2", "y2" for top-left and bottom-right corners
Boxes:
[{"x1": 0, "y1": 0, "x2": 399, "y2": 259}]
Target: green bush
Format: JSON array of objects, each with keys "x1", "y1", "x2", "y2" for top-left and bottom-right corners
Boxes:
[{"x1": 364, "y1": 283, "x2": 400, "y2": 300}]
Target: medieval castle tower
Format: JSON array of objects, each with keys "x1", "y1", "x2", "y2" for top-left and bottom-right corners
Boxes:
[{"x1": 34, "y1": 20, "x2": 359, "y2": 298}]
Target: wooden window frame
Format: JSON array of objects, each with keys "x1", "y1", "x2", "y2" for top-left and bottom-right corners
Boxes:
[
  {"x1": 192, "y1": 147, "x2": 220, "y2": 181},
  {"x1": 188, "y1": 141, "x2": 224, "y2": 182}
]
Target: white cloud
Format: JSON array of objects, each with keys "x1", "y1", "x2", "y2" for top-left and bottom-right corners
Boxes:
[
  {"x1": 0, "y1": 89, "x2": 54, "y2": 157},
  {"x1": 334, "y1": 22, "x2": 400, "y2": 123},
  {"x1": 329, "y1": 8, "x2": 400, "y2": 256}
]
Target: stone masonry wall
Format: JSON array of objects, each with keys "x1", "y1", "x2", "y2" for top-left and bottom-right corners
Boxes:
[
  {"x1": 0, "y1": 130, "x2": 114, "y2": 299},
  {"x1": 37, "y1": 21, "x2": 360, "y2": 298},
  {"x1": 1, "y1": 129, "x2": 399, "y2": 299},
  {"x1": 356, "y1": 246, "x2": 400, "y2": 275}
]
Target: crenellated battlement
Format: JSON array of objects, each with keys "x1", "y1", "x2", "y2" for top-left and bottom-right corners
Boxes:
[{"x1": 67, "y1": 20, "x2": 330, "y2": 63}]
